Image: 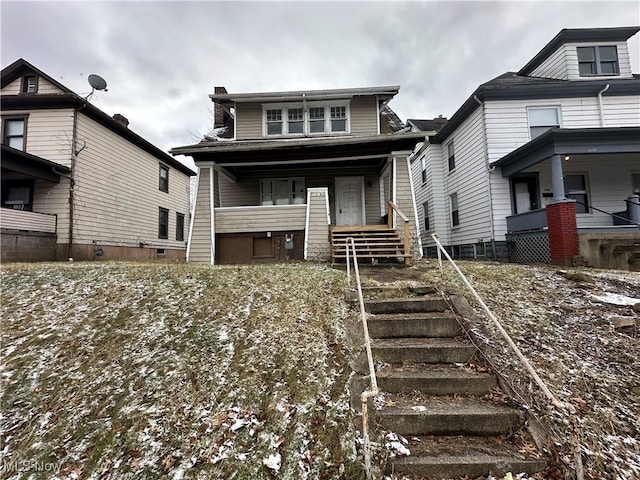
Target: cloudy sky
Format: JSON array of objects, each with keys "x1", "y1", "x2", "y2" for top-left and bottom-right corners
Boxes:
[{"x1": 2, "y1": 0, "x2": 639, "y2": 168}]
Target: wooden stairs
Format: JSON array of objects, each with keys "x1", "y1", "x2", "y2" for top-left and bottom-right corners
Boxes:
[{"x1": 330, "y1": 226, "x2": 411, "y2": 265}]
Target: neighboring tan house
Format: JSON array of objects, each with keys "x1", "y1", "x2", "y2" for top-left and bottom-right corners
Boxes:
[
  {"x1": 1, "y1": 58, "x2": 196, "y2": 262},
  {"x1": 411, "y1": 26, "x2": 640, "y2": 270},
  {"x1": 171, "y1": 86, "x2": 424, "y2": 264}
]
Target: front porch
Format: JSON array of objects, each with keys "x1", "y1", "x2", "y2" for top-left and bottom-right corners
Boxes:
[
  {"x1": 181, "y1": 133, "x2": 424, "y2": 264},
  {"x1": 495, "y1": 127, "x2": 640, "y2": 269}
]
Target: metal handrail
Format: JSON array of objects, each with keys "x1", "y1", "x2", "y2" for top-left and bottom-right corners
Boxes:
[
  {"x1": 345, "y1": 237, "x2": 378, "y2": 479},
  {"x1": 431, "y1": 233, "x2": 584, "y2": 480},
  {"x1": 573, "y1": 199, "x2": 640, "y2": 226}
]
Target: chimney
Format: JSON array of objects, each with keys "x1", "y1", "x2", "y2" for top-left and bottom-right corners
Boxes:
[
  {"x1": 112, "y1": 113, "x2": 129, "y2": 128},
  {"x1": 213, "y1": 86, "x2": 228, "y2": 128}
]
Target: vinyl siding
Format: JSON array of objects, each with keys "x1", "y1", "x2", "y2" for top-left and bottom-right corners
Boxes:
[
  {"x1": 411, "y1": 146, "x2": 448, "y2": 246},
  {"x1": 0, "y1": 208, "x2": 57, "y2": 233},
  {"x1": 189, "y1": 167, "x2": 213, "y2": 263},
  {"x1": 305, "y1": 188, "x2": 330, "y2": 261},
  {"x1": 19, "y1": 108, "x2": 74, "y2": 166},
  {"x1": 215, "y1": 205, "x2": 306, "y2": 233},
  {"x1": 602, "y1": 96, "x2": 640, "y2": 126},
  {"x1": 73, "y1": 113, "x2": 191, "y2": 249},
  {"x1": 1, "y1": 76, "x2": 65, "y2": 95},
  {"x1": 234, "y1": 95, "x2": 378, "y2": 139},
  {"x1": 32, "y1": 179, "x2": 71, "y2": 242},
  {"x1": 1, "y1": 78, "x2": 22, "y2": 95},
  {"x1": 350, "y1": 96, "x2": 378, "y2": 135},
  {"x1": 530, "y1": 45, "x2": 570, "y2": 80},
  {"x1": 235, "y1": 103, "x2": 263, "y2": 139},
  {"x1": 394, "y1": 155, "x2": 421, "y2": 256},
  {"x1": 565, "y1": 41, "x2": 634, "y2": 80},
  {"x1": 439, "y1": 108, "x2": 493, "y2": 246}
]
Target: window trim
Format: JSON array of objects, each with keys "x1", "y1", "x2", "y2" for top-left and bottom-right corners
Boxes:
[
  {"x1": 158, "y1": 207, "x2": 169, "y2": 239},
  {"x1": 420, "y1": 156, "x2": 427, "y2": 184},
  {"x1": 159, "y1": 164, "x2": 169, "y2": 193},
  {"x1": 262, "y1": 101, "x2": 350, "y2": 137},
  {"x1": 1, "y1": 115, "x2": 29, "y2": 151},
  {"x1": 446, "y1": 141, "x2": 455, "y2": 172},
  {"x1": 21, "y1": 75, "x2": 38, "y2": 94},
  {"x1": 563, "y1": 173, "x2": 590, "y2": 214},
  {"x1": 176, "y1": 212, "x2": 185, "y2": 241},
  {"x1": 260, "y1": 177, "x2": 306, "y2": 206},
  {"x1": 577, "y1": 45, "x2": 620, "y2": 77},
  {"x1": 422, "y1": 201, "x2": 430, "y2": 232},
  {"x1": 527, "y1": 106, "x2": 561, "y2": 140},
  {"x1": 450, "y1": 192, "x2": 460, "y2": 228}
]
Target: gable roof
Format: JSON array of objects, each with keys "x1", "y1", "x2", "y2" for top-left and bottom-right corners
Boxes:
[
  {"x1": 518, "y1": 26, "x2": 640, "y2": 76},
  {"x1": 406, "y1": 117, "x2": 448, "y2": 133},
  {"x1": 1, "y1": 58, "x2": 196, "y2": 176}
]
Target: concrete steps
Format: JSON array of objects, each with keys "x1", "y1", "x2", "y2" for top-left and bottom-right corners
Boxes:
[{"x1": 354, "y1": 287, "x2": 546, "y2": 479}]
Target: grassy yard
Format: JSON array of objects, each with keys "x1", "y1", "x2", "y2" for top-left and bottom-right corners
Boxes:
[{"x1": 1, "y1": 262, "x2": 364, "y2": 480}]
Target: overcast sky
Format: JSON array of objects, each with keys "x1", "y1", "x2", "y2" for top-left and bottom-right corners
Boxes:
[{"x1": 2, "y1": 1, "x2": 639, "y2": 168}]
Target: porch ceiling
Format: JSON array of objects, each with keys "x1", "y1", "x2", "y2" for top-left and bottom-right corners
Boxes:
[
  {"x1": 494, "y1": 127, "x2": 640, "y2": 177},
  {"x1": 1, "y1": 145, "x2": 70, "y2": 183}
]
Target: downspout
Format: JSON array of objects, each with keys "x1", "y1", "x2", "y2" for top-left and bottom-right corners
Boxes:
[
  {"x1": 67, "y1": 105, "x2": 85, "y2": 260},
  {"x1": 473, "y1": 94, "x2": 497, "y2": 259},
  {"x1": 597, "y1": 84, "x2": 610, "y2": 127}
]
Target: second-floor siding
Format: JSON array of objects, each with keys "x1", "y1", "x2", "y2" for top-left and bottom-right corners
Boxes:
[{"x1": 233, "y1": 95, "x2": 381, "y2": 140}]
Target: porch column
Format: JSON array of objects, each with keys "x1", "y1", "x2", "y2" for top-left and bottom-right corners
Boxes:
[{"x1": 550, "y1": 154, "x2": 565, "y2": 201}]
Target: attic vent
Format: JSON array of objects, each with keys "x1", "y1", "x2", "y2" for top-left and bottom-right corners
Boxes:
[{"x1": 112, "y1": 113, "x2": 129, "y2": 128}]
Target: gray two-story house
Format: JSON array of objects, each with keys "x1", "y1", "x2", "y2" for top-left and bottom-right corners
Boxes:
[{"x1": 172, "y1": 86, "x2": 425, "y2": 264}]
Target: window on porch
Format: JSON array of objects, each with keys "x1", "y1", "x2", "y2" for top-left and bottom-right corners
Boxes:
[
  {"x1": 564, "y1": 174, "x2": 589, "y2": 214},
  {"x1": 260, "y1": 178, "x2": 305, "y2": 205},
  {"x1": 2, "y1": 180, "x2": 34, "y2": 211}
]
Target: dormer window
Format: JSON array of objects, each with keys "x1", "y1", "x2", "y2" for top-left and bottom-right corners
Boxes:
[
  {"x1": 21, "y1": 75, "x2": 38, "y2": 93},
  {"x1": 577, "y1": 46, "x2": 619, "y2": 76},
  {"x1": 264, "y1": 102, "x2": 350, "y2": 136}
]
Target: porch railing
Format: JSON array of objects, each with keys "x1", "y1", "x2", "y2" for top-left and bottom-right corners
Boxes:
[
  {"x1": 506, "y1": 208, "x2": 547, "y2": 232},
  {"x1": 0, "y1": 208, "x2": 57, "y2": 234},
  {"x1": 214, "y1": 204, "x2": 306, "y2": 234},
  {"x1": 386, "y1": 200, "x2": 411, "y2": 264}
]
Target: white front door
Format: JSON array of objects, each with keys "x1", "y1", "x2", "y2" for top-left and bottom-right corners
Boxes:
[{"x1": 336, "y1": 177, "x2": 365, "y2": 226}]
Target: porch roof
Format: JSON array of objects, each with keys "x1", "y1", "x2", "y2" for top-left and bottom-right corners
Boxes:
[
  {"x1": 493, "y1": 127, "x2": 640, "y2": 177},
  {"x1": 1, "y1": 145, "x2": 70, "y2": 183},
  {"x1": 171, "y1": 132, "x2": 425, "y2": 164}
]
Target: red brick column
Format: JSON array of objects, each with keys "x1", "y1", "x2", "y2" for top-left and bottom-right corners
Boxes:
[{"x1": 546, "y1": 201, "x2": 578, "y2": 266}]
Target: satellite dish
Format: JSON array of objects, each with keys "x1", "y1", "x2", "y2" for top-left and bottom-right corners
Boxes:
[{"x1": 88, "y1": 74, "x2": 108, "y2": 91}]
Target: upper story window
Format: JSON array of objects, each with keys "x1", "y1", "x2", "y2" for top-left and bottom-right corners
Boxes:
[
  {"x1": 260, "y1": 178, "x2": 305, "y2": 205},
  {"x1": 159, "y1": 165, "x2": 169, "y2": 192},
  {"x1": 21, "y1": 75, "x2": 38, "y2": 93},
  {"x1": 264, "y1": 102, "x2": 349, "y2": 136},
  {"x1": 528, "y1": 107, "x2": 560, "y2": 139},
  {"x1": 577, "y1": 46, "x2": 619, "y2": 76},
  {"x1": 2, "y1": 117, "x2": 27, "y2": 150},
  {"x1": 447, "y1": 141, "x2": 455, "y2": 172},
  {"x1": 420, "y1": 156, "x2": 427, "y2": 183}
]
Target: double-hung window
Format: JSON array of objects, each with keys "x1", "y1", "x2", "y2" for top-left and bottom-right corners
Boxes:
[
  {"x1": 309, "y1": 107, "x2": 325, "y2": 133},
  {"x1": 158, "y1": 207, "x2": 169, "y2": 239},
  {"x1": 564, "y1": 174, "x2": 589, "y2": 214},
  {"x1": 159, "y1": 165, "x2": 169, "y2": 192},
  {"x1": 577, "y1": 46, "x2": 619, "y2": 76},
  {"x1": 450, "y1": 193, "x2": 460, "y2": 227},
  {"x1": 422, "y1": 201, "x2": 430, "y2": 231},
  {"x1": 528, "y1": 107, "x2": 560, "y2": 139},
  {"x1": 330, "y1": 106, "x2": 347, "y2": 132},
  {"x1": 266, "y1": 109, "x2": 283, "y2": 135},
  {"x1": 176, "y1": 213, "x2": 185, "y2": 241},
  {"x1": 260, "y1": 178, "x2": 305, "y2": 205},
  {"x1": 288, "y1": 108, "x2": 304, "y2": 134},
  {"x1": 22, "y1": 75, "x2": 38, "y2": 93},
  {"x1": 421, "y1": 156, "x2": 427, "y2": 184},
  {"x1": 447, "y1": 141, "x2": 455, "y2": 172},
  {"x1": 2, "y1": 117, "x2": 27, "y2": 150}
]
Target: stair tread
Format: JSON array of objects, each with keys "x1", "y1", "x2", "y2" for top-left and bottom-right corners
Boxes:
[
  {"x1": 378, "y1": 398, "x2": 522, "y2": 416},
  {"x1": 377, "y1": 364, "x2": 494, "y2": 380},
  {"x1": 372, "y1": 337, "x2": 471, "y2": 348},
  {"x1": 369, "y1": 312, "x2": 457, "y2": 321}
]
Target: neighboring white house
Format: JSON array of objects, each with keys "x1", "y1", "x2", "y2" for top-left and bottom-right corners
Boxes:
[
  {"x1": 411, "y1": 26, "x2": 640, "y2": 269},
  {"x1": 1, "y1": 58, "x2": 196, "y2": 261}
]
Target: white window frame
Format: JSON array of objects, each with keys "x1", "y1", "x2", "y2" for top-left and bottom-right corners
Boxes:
[
  {"x1": 262, "y1": 101, "x2": 350, "y2": 136},
  {"x1": 420, "y1": 156, "x2": 427, "y2": 184},
  {"x1": 260, "y1": 177, "x2": 306, "y2": 206},
  {"x1": 527, "y1": 106, "x2": 561, "y2": 140}
]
